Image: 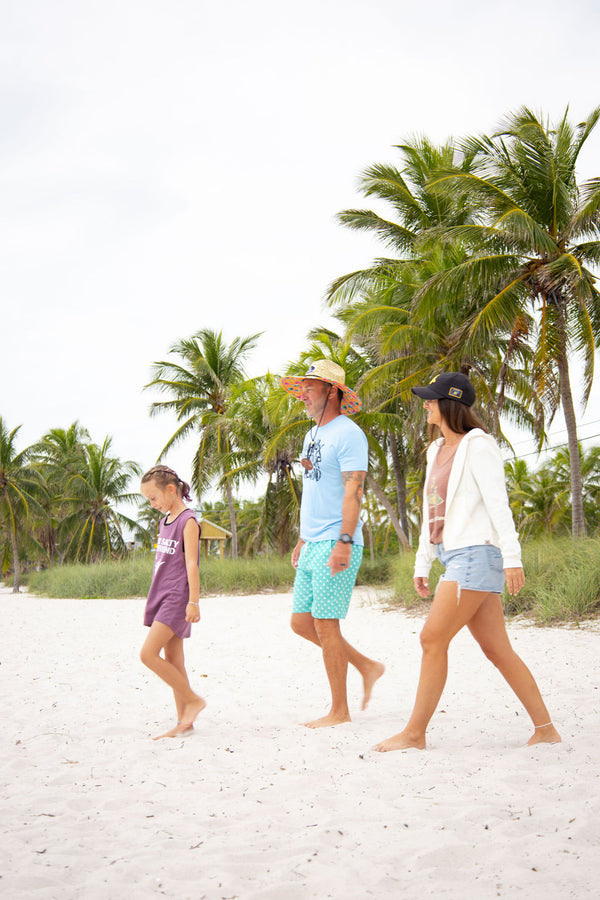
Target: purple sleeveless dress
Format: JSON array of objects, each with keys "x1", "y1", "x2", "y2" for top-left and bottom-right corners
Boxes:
[{"x1": 144, "y1": 509, "x2": 200, "y2": 639}]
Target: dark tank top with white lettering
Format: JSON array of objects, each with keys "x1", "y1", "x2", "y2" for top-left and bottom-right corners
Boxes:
[{"x1": 143, "y1": 508, "x2": 200, "y2": 639}]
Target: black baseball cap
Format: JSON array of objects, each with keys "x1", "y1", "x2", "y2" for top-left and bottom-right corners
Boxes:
[{"x1": 411, "y1": 372, "x2": 476, "y2": 407}]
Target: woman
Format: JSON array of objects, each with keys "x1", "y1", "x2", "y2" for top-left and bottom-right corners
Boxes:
[{"x1": 374, "y1": 372, "x2": 560, "y2": 752}]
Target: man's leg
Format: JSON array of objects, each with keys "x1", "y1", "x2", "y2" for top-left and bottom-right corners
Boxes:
[
  {"x1": 291, "y1": 612, "x2": 384, "y2": 710},
  {"x1": 291, "y1": 541, "x2": 384, "y2": 724},
  {"x1": 302, "y1": 618, "x2": 350, "y2": 728}
]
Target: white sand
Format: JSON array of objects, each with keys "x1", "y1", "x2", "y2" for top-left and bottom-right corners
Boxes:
[{"x1": 1, "y1": 583, "x2": 599, "y2": 900}]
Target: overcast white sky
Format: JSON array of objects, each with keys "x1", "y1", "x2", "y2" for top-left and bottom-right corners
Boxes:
[{"x1": 2, "y1": 0, "x2": 600, "y2": 495}]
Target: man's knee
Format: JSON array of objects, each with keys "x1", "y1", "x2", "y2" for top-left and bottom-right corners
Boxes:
[
  {"x1": 314, "y1": 617, "x2": 341, "y2": 643},
  {"x1": 291, "y1": 613, "x2": 314, "y2": 640}
]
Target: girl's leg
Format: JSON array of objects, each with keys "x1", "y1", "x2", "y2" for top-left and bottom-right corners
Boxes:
[
  {"x1": 467, "y1": 593, "x2": 561, "y2": 745},
  {"x1": 373, "y1": 581, "x2": 489, "y2": 752},
  {"x1": 140, "y1": 622, "x2": 205, "y2": 735},
  {"x1": 164, "y1": 634, "x2": 190, "y2": 722}
]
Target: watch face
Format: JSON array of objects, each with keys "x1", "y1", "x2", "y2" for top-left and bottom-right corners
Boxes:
[{"x1": 340, "y1": 533, "x2": 353, "y2": 543}]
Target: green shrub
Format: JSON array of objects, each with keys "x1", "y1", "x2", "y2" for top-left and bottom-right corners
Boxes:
[
  {"x1": 506, "y1": 537, "x2": 600, "y2": 624},
  {"x1": 384, "y1": 537, "x2": 600, "y2": 624},
  {"x1": 20, "y1": 538, "x2": 600, "y2": 625},
  {"x1": 27, "y1": 555, "x2": 155, "y2": 599},
  {"x1": 24, "y1": 550, "x2": 393, "y2": 600},
  {"x1": 356, "y1": 556, "x2": 392, "y2": 585},
  {"x1": 25, "y1": 554, "x2": 295, "y2": 599}
]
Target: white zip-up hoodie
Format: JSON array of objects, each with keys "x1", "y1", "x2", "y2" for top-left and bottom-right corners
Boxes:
[{"x1": 414, "y1": 428, "x2": 522, "y2": 578}]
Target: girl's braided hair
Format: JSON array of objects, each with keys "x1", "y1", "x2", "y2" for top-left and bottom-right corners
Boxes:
[{"x1": 141, "y1": 465, "x2": 192, "y2": 502}]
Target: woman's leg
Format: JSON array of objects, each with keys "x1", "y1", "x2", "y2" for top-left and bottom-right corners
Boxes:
[
  {"x1": 140, "y1": 622, "x2": 205, "y2": 736},
  {"x1": 467, "y1": 593, "x2": 561, "y2": 745},
  {"x1": 373, "y1": 581, "x2": 489, "y2": 751}
]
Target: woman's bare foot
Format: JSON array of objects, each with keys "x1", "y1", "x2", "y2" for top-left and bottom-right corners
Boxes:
[
  {"x1": 372, "y1": 730, "x2": 426, "y2": 752},
  {"x1": 361, "y1": 661, "x2": 385, "y2": 710},
  {"x1": 302, "y1": 712, "x2": 351, "y2": 729},
  {"x1": 527, "y1": 723, "x2": 561, "y2": 746}
]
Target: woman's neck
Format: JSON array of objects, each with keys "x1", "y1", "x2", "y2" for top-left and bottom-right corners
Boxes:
[{"x1": 440, "y1": 424, "x2": 464, "y2": 446}]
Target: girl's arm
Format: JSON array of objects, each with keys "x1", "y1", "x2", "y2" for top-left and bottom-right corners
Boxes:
[{"x1": 183, "y1": 517, "x2": 201, "y2": 623}]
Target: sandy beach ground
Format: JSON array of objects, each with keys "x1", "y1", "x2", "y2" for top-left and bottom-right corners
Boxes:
[{"x1": 1, "y1": 583, "x2": 599, "y2": 900}]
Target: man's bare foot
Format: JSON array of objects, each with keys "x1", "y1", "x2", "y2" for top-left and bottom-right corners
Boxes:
[
  {"x1": 372, "y1": 730, "x2": 426, "y2": 752},
  {"x1": 361, "y1": 661, "x2": 385, "y2": 710},
  {"x1": 152, "y1": 723, "x2": 194, "y2": 740},
  {"x1": 302, "y1": 712, "x2": 351, "y2": 729},
  {"x1": 178, "y1": 696, "x2": 206, "y2": 730},
  {"x1": 527, "y1": 723, "x2": 561, "y2": 746}
]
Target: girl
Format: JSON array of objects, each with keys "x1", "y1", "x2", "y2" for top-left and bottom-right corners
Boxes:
[
  {"x1": 374, "y1": 372, "x2": 561, "y2": 752},
  {"x1": 140, "y1": 465, "x2": 205, "y2": 739}
]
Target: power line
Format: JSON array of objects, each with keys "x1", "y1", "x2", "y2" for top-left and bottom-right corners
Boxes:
[
  {"x1": 505, "y1": 430, "x2": 600, "y2": 462},
  {"x1": 508, "y1": 417, "x2": 600, "y2": 448}
]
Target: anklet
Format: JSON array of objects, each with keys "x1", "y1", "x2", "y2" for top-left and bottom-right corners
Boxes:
[{"x1": 534, "y1": 722, "x2": 552, "y2": 728}]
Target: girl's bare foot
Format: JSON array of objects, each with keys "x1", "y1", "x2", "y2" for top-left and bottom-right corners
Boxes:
[
  {"x1": 152, "y1": 723, "x2": 194, "y2": 740},
  {"x1": 373, "y1": 730, "x2": 426, "y2": 752},
  {"x1": 177, "y1": 696, "x2": 206, "y2": 731},
  {"x1": 527, "y1": 723, "x2": 561, "y2": 746},
  {"x1": 361, "y1": 661, "x2": 385, "y2": 710}
]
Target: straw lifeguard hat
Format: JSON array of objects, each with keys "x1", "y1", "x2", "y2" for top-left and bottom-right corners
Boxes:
[{"x1": 280, "y1": 360, "x2": 362, "y2": 415}]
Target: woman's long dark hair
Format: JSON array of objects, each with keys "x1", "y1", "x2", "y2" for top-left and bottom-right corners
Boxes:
[{"x1": 428, "y1": 397, "x2": 488, "y2": 444}]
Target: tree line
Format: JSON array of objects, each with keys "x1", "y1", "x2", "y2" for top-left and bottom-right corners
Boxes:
[{"x1": 3, "y1": 106, "x2": 600, "y2": 588}]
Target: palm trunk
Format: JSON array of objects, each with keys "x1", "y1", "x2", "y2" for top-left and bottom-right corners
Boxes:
[
  {"x1": 365, "y1": 473, "x2": 410, "y2": 550},
  {"x1": 553, "y1": 294, "x2": 587, "y2": 537},
  {"x1": 389, "y1": 432, "x2": 410, "y2": 540},
  {"x1": 224, "y1": 479, "x2": 238, "y2": 557},
  {"x1": 11, "y1": 526, "x2": 20, "y2": 593},
  {"x1": 557, "y1": 350, "x2": 587, "y2": 536}
]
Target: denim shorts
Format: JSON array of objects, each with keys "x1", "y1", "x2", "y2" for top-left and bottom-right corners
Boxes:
[
  {"x1": 293, "y1": 541, "x2": 363, "y2": 619},
  {"x1": 435, "y1": 543, "x2": 505, "y2": 594}
]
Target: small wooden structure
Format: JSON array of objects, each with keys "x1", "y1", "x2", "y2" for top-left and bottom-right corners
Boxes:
[{"x1": 199, "y1": 518, "x2": 231, "y2": 560}]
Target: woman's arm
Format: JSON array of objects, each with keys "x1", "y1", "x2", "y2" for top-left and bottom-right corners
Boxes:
[{"x1": 470, "y1": 436, "x2": 523, "y2": 571}]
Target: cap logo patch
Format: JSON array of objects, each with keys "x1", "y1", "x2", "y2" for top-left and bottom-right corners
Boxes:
[
  {"x1": 306, "y1": 365, "x2": 316, "y2": 374},
  {"x1": 449, "y1": 387, "x2": 463, "y2": 399}
]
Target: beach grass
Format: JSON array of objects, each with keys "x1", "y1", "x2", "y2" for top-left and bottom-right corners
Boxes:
[
  {"x1": 20, "y1": 552, "x2": 391, "y2": 600},
  {"x1": 14, "y1": 537, "x2": 600, "y2": 624},
  {"x1": 387, "y1": 536, "x2": 600, "y2": 624},
  {"x1": 507, "y1": 537, "x2": 600, "y2": 624}
]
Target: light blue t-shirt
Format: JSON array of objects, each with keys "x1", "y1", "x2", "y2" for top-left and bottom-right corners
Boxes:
[{"x1": 299, "y1": 414, "x2": 368, "y2": 545}]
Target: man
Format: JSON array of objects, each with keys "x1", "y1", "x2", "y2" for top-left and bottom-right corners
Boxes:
[{"x1": 280, "y1": 360, "x2": 385, "y2": 728}]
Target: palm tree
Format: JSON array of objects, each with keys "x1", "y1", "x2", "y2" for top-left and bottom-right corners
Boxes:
[
  {"x1": 61, "y1": 437, "x2": 141, "y2": 563},
  {"x1": 325, "y1": 136, "x2": 547, "y2": 546},
  {"x1": 145, "y1": 329, "x2": 261, "y2": 557},
  {"x1": 224, "y1": 374, "x2": 302, "y2": 557},
  {"x1": 0, "y1": 418, "x2": 45, "y2": 591},
  {"x1": 31, "y1": 422, "x2": 90, "y2": 564},
  {"x1": 420, "y1": 107, "x2": 600, "y2": 535}
]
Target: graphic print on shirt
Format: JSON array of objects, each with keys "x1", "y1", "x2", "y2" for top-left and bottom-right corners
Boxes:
[
  {"x1": 303, "y1": 438, "x2": 323, "y2": 482},
  {"x1": 427, "y1": 474, "x2": 445, "y2": 530},
  {"x1": 153, "y1": 537, "x2": 180, "y2": 574}
]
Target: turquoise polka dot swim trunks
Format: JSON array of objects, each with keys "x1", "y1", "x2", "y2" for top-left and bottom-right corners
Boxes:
[{"x1": 293, "y1": 540, "x2": 363, "y2": 619}]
